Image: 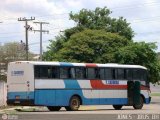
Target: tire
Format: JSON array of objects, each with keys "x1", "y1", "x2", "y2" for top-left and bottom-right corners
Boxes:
[
  {"x1": 133, "y1": 96, "x2": 144, "y2": 109},
  {"x1": 47, "y1": 106, "x2": 61, "y2": 111},
  {"x1": 65, "y1": 96, "x2": 80, "y2": 111},
  {"x1": 113, "y1": 105, "x2": 123, "y2": 110}
]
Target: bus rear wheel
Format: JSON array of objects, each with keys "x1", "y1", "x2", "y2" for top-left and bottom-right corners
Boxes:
[
  {"x1": 133, "y1": 96, "x2": 144, "y2": 109},
  {"x1": 65, "y1": 96, "x2": 80, "y2": 111},
  {"x1": 113, "y1": 105, "x2": 123, "y2": 110},
  {"x1": 47, "y1": 106, "x2": 61, "y2": 111}
]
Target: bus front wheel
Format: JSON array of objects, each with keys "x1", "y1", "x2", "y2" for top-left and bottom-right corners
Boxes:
[
  {"x1": 133, "y1": 96, "x2": 144, "y2": 109},
  {"x1": 113, "y1": 105, "x2": 123, "y2": 110},
  {"x1": 47, "y1": 106, "x2": 61, "y2": 111},
  {"x1": 65, "y1": 96, "x2": 80, "y2": 111}
]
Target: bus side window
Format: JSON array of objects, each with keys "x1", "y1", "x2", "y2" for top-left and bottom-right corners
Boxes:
[
  {"x1": 40, "y1": 66, "x2": 49, "y2": 79},
  {"x1": 69, "y1": 67, "x2": 75, "y2": 79},
  {"x1": 52, "y1": 67, "x2": 59, "y2": 79},
  {"x1": 60, "y1": 67, "x2": 69, "y2": 79},
  {"x1": 143, "y1": 70, "x2": 148, "y2": 81},
  {"x1": 75, "y1": 67, "x2": 86, "y2": 79},
  {"x1": 34, "y1": 66, "x2": 40, "y2": 78},
  {"x1": 117, "y1": 69, "x2": 125, "y2": 80},
  {"x1": 105, "y1": 68, "x2": 114, "y2": 80},
  {"x1": 99, "y1": 68, "x2": 105, "y2": 79},
  {"x1": 87, "y1": 68, "x2": 99, "y2": 79},
  {"x1": 140, "y1": 69, "x2": 147, "y2": 81},
  {"x1": 87, "y1": 68, "x2": 94, "y2": 79},
  {"x1": 125, "y1": 69, "x2": 132, "y2": 80},
  {"x1": 133, "y1": 69, "x2": 140, "y2": 80},
  {"x1": 47, "y1": 67, "x2": 52, "y2": 78}
]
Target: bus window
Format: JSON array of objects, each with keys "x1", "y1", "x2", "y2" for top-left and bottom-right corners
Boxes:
[
  {"x1": 125, "y1": 69, "x2": 132, "y2": 80},
  {"x1": 87, "y1": 68, "x2": 99, "y2": 79},
  {"x1": 59, "y1": 67, "x2": 75, "y2": 79},
  {"x1": 140, "y1": 69, "x2": 147, "y2": 81},
  {"x1": 133, "y1": 69, "x2": 140, "y2": 80},
  {"x1": 40, "y1": 66, "x2": 49, "y2": 79},
  {"x1": 60, "y1": 67, "x2": 69, "y2": 79},
  {"x1": 47, "y1": 67, "x2": 52, "y2": 78},
  {"x1": 143, "y1": 70, "x2": 148, "y2": 81},
  {"x1": 105, "y1": 68, "x2": 114, "y2": 80},
  {"x1": 52, "y1": 67, "x2": 59, "y2": 79},
  {"x1": 117, "y1": 69, "x2": 125, "y2": 80},
  {"x1": 75, "y1": 67, "x2": 86, "y2": 79},
  {"x1": 34, "y1": 66, "x2": 40, "y2": 78},
  {"x1": 69, "y1": 68, "x2": 75, "y2": 79},
  {"x1": 99, "y1": 68, "x2": 105, "y2": 79}
]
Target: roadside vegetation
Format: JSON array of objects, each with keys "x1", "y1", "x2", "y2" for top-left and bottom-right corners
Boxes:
[{"x1": 43, "y1": 7, "x2": 160, "y2": 84}]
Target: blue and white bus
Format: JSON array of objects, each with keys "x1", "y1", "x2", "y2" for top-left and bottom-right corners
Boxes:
[{"x1": 7, "y1": 61, "x2": 151, "y2": 111}]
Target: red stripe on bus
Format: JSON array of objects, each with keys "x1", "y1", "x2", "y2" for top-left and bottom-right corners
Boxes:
[
  {"x1": 90, "y1": 80, "x2": 150, "y2": 90},
  {"x1": 86, "y1": 63, "x2": 97, "y2": 67},
  {"x1": 90, "y1": 80, "x2": 127, "y2": 89},
  {"x1": 140, "y1": 86, "x2": 150, "y2": 90}
]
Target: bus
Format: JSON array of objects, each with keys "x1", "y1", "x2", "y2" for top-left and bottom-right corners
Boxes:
[{"x1": 7, "y1": 61, "x2": 151, "y2": 111}]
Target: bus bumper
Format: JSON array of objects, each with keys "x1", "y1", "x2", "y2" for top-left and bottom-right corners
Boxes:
[
  {"x1": 145, "y1": 97, "x2": 151, "y2": 104},
  {"x1": 7, "y1": 99, "x2": 34, "y2": 106}
]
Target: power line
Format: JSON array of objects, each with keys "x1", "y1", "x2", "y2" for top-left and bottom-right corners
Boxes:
[
  {"x1": 33, "y1": 21, "x2": 49, "y2": 61},
  {"x1": 29, "y1": 39, "x2": 50, "y2": 46},
  {"x1": 0, "y1": 35, "x2": 22, "y2": 38},
  {"x1": 18, "y1": 17, "x2": 35, "y2": 60},
  {"x1": 0, "y1": 31, "x2": 24, "y2": 35}
]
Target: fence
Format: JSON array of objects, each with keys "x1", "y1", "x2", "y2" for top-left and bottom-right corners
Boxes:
[{"x1": 0, "y1": 81, "x2": 7, "y2": 106}]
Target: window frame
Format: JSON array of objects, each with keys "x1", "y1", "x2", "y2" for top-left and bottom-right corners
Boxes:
[
  {"x1": 34, "y1": 65, "x2": 60, "y2": 79},
  {"x1": 86, "y1": 67, "x2": 99, "y2": 80},
  {"x1": 59, "y1": 66, "x2": 76, "y2": 79},
  {"x1": 34, "y1": 65, "x2": 148, "y2": 82},
  {"x1": 75, "y1": 67, "x2": 87, "y2": 79}
]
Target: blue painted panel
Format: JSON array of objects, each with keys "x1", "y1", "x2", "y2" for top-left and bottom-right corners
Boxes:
[
  {"x1": 7, "y1": 92, "x2": 34, "y2": 99},
  {"x1": 145, "y1": 98, "x2": 150, "y2": 104},
  {"x1": 35, "y1": 90, "x2": 56, "y2": 106},
  {"x1": 55, "y1": 90, "x2": 78, "y2": 106},
  {"x1": 59, "y1": 62, "x2": 73, "y2": 67},
  {"x1": 63, "y1": 79, "x2": 81, "y2": 89},
  {"x1": 34, "y1": 89, "x2": 128, "y2": 106}
]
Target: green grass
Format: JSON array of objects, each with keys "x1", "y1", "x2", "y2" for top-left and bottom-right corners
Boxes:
[{"x1": 151, "y1": 92, "x2": 160, "y2": 96}]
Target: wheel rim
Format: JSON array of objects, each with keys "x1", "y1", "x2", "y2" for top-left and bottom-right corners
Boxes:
[{"x1": 71, "y1": 99, "x2": 79, "y2": 109}]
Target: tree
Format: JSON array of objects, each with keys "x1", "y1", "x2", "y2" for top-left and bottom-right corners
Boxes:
[
  {"x1": 0, "y1": 42, "x2": 34, "y2": 81},
  {"x1": 44, "y1": 7, "x2": 134, "y2": 61},
  {"x1": 68, "y1": 7, "x2": 134, "y2": 40},
  {"x1": 43, "y1": 7, "x2": 160, "y2": 84},
  {"x1": 114, "y1": 42, "x2": 160, "y2": 83},
  {"x1": 52, "y1": 29, "x2": 130, "y2": 63}
]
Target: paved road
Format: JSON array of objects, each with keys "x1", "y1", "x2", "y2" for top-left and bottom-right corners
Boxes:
[{"x1": 0, "y1": 96, "x2": 160, "y2": 120}]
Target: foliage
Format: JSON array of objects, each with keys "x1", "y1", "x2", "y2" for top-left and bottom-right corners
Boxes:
[
  {"x1": 43, "y1": 7, "x2": 160, "y2": 83},
  {"x1": 114, "y1": 42, "x2": 160, "y2": 83},
  {"x1": 0, "y1": 42, "x2": 34, "y2": 81},
  {"x1": 68, "y1": 7, "x2": 134, "y2": 40},
  {"x1": 53, "y1": 29, "x2": 130, "y2": 63}
]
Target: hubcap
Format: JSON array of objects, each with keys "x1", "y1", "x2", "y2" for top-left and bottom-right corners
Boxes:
[{"x1": 72, "y1": 99, "x2": 79, "y2": 108}]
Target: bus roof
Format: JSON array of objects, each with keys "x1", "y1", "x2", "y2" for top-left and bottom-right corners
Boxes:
[{"x1": 9, "y1": 61, "x2": 147, "y2": 69}]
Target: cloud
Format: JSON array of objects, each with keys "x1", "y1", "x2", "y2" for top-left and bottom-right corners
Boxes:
[
  {"x1": 0, "y1": 0, "x2": 66, "y2": 16},
  {"x1": 0, "y1": 0, "x2": 160, "y2": 53}
]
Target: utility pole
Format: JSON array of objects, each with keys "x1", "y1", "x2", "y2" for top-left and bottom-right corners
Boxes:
[
  {"x1": 33, "y1": 22, "x2": 49, "y2": 61},
  {"x1": 18, "y1": 17, "x2": 35, "y2": 60}
]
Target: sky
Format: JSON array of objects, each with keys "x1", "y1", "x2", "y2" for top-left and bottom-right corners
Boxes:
[{"x1": 0, "y1": 0, "x2": 160, "y2": 54}]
